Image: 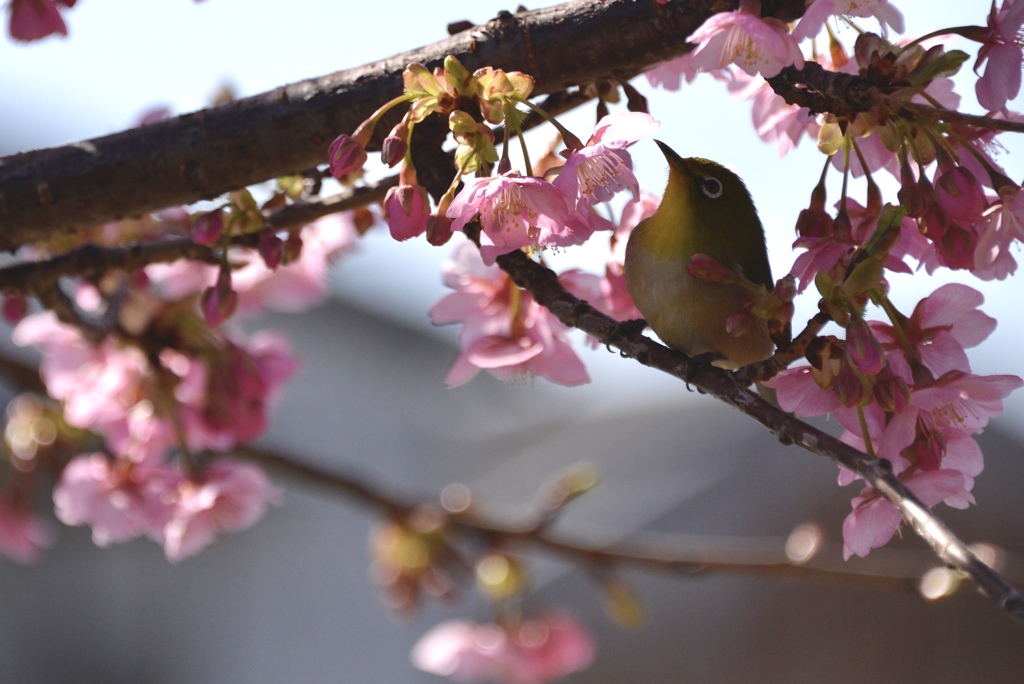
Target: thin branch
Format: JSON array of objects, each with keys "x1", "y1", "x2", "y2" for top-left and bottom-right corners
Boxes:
[
  {"x1": 494, "y1": 248, "x2": 1024, "y2": 624},
  {"x1": 239, "y1": 445, "x2": 989, "y2": 591},
  {"x1": 898, "y1": 101, "x2": 1024, "y2": 134}
]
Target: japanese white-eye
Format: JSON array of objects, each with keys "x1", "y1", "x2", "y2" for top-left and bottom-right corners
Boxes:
[{"x1": 624, "y1": 140, "x2": 774, "y2": 368}]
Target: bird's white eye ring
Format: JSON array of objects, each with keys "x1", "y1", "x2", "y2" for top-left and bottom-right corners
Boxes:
[{"x1": 701, "y1": 176, "x2": 723, "y2": 199}]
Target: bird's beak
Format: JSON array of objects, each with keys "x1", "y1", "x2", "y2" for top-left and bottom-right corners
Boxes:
[{"x1": 654, "y1": 139, "x2": 692, "y2": 178}]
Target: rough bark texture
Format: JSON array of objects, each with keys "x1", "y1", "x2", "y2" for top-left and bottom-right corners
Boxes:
[{"x1": 0, "y1": 0, "x2": 734, "y2": 249}]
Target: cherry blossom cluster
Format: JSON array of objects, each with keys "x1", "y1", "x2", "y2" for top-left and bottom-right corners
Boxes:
[
  {"x1": 638, "y1": 1, "x2": 1024, "y2": 558},
  {"x1": 0, "y1": 195, "x2": 358, "y2": 562},
  {"x1": 328, "y1": 55, "x2": 660, "y2": 387},
  {"x1": 367, "y1": 474, "x2": 601, "y2": 683}
]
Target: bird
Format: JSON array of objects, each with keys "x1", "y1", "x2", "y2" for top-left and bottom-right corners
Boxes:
[{"x1": 624, "y1": 140, "x2": 775, "y2": 369}]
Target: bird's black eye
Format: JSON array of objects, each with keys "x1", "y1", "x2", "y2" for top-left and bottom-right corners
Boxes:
[{"x1": 701, "y1": 176, "x2": 723, "y2": 199}]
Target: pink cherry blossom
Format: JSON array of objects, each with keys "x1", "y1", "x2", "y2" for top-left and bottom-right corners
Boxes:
[
  {"x1": 645, "y1": 54, "x2": 700, "y2": 91},
  {"x1": 552, "y1": 112, "x2": 658, "y2": 245},
  {"x1": 726, "y1": 70, "x2": 820, "y2": 156},
  {"x1": 53, "y1": 454, "x2": 179, "y2": 546},
  {"x1": 13, "y1": 312, "x2": 178, "y2": 462},
  {"x1": 8, "y1": 0, "x2": 74, "y2": 42},
  {"x1": 0, "y1": 499, "x2": 52, "y2": 564},
  {"x1": 174, "y1": 332, "x2": 299, "y2": 452},
  {"x1": 411, "y1": 613, "x2": 595, "y2": 684},
  {"x1": 974, "y1": 0, "x2": 1024, "y2": 112},
  {"x1": 792, "y1": 0, "x2": 904, "y2": 43},
  {"x1": 870, "y1": 283, "x2": 996, "y2": 379},
  {"x1": 687, "y1": 5, "x2": 804, "y2": 78},
  {"x1": 446, "y1": 173, "x2": 573, "y2": 264},
  {"x1": 842, "y1": 469, "x2": 970, "y2": 559},
  {"x1": 161, "y1": 459, "x2": 281, "y2": 563},
  {"x1": 429, "y1": 243, "x2": 588, "y2": 387},
  {"x1": 975, "y1": 185, "x2": 1024, "y2": 280}
]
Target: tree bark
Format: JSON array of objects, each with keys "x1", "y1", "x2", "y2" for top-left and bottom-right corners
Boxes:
[{"x1": 0, "y1": 0, "x2": 732, "y2": 249}]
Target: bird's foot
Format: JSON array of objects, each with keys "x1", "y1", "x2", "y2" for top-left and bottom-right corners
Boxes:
[{"x1": 604, "y1": 318, "x2": 648, "y2": 351}]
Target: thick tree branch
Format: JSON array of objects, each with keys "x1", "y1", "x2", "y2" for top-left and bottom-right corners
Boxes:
[
  {"x1": 495, "y1": 249, "x2": 1024, "y2": 624},
  {"x1": 0, "y1": 0, "x2": 731, "y2": 248}
]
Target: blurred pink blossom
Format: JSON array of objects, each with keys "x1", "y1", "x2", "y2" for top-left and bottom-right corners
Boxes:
[
  {"x1": 8, "y1": 0, "x2": 75, "y2": 42},
  {"x1": 147, "y1": 212, "x2": 359, "y2": 314},
  {"x1": 411, "y1": 613, "x2": 595, "y2": 684},
  {"x1": 974, "y1": 0, "x2": 1024, "y2": 111},
  {"x1": 792, "y1": 0, "x2": 904, "y2": 42},
  {"x1": 687, "y1": 3, "x2": 804, "y2": 78},
  {"x1": 162, "y1": 459, "x2": 281, "y2": 562},
  {"x1": 53, "y1": 454, "x2": 179, "y2": 546},
  {"x1": 0, "y1": 499, "x2": 52, "y2": 563}
]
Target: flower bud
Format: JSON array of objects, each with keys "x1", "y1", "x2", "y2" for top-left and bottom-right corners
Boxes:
[
  {"x1": 384, "y1": 184, "x2": 430, "y2": 241},
  {"x1": 258, "y1": 229, "x2": 284, "y2": 270},
  {"x1": 328, "y1": 133, "x2": 368, "y2": 178},
  {"x1": 2, "y1": 294, "x2": 27, "y2": 324},
  {"x1": 935, "y1": 167, "x2": 986, "y2": 225},
  {"x1": 426, "y1": 213, "x2": 454, "y2": 246},
  {"x1": 200, "y1": 269, "x2": 238, "y2": 327},
  {"x1": 844, "y1": 316, "x2": 885, "y2": 375},
  {"x1": 686, "y1": 253, "x2": 739, "y2": 284},
  {"x1": 193, "y1": 209, "x2": 225, "y2": 246},
  {"x1": 381, "y1": 122, "x2": 409, "y2": 168}
]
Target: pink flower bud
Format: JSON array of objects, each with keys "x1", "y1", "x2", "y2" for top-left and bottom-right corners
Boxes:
[
  {"x1": 936, "y1": 223, "x2": 977, "y2": 271},
  {"x1": 794, "y1": 207, "x2": 833, "y2": 238},
  {"x1": 726, "y1": 310, "x2": 753, "y2": 338},
  {"x1": 282, "y1": 232, "x2": 303, "y2": 264},
  {"x1": 834, "y1": 363, "x2": 867, "y2": 408},
  {"x1": 686, "y1": 253, "x2": 738, "y2": 284},
  {"x1": 897, "y1": 157, "x2": 926, "y2": 218},
  {"x1": 384, "y1": 184, "x2": 431, "y2": 241},
  {"x1": 328, "y1": 133, "x2": 368, "y2": 178},
  {"x1": 935, "y1": 167, "x2": 986, "y2": 225},
  {"x1": 193, "y1": 210, "x2": 225, "y2": 246},
  {"x1": 258, "y1": 229, "x2": 284, "y2": 270},
  {"x1": 200, "y1": 271, "x2": 238, "y2": 327},
  {"x1": 2, "y1": 294, "x2": 27, "y2": 324},
  {"x1": 844, "y1": 317, "x2": 885, "y2": 375},
  {"x1": 426, "y1": 213, "x2": 454, "y2": 246},
  {"x1": 381, "y1": 122, "x2": 409, "y2": 168},
  {"x1": 872, "y1": 368, "x2": 910, "y2": 413},
  {"x1": 906, "y1": 423, "x2": 944, "y2": 471}
]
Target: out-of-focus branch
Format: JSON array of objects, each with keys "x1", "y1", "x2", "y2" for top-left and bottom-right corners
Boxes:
[
  {"x1": 0, "y1": 0, "x2": 730, "y2": 247},
  {"x1": 239, "y1": 445, "x2": 996, "y2": 591},
  {"x1": 494, "y1": 249, "x2": 1024, "y2": 625}
]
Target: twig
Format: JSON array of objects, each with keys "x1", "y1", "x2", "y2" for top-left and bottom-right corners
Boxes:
[
  {"x1": 494, "y1": 249, "x2": 1024, "y2": 624},
  {"x1": 237, "y1": 444, "x2": 982, "y2": 591}
]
